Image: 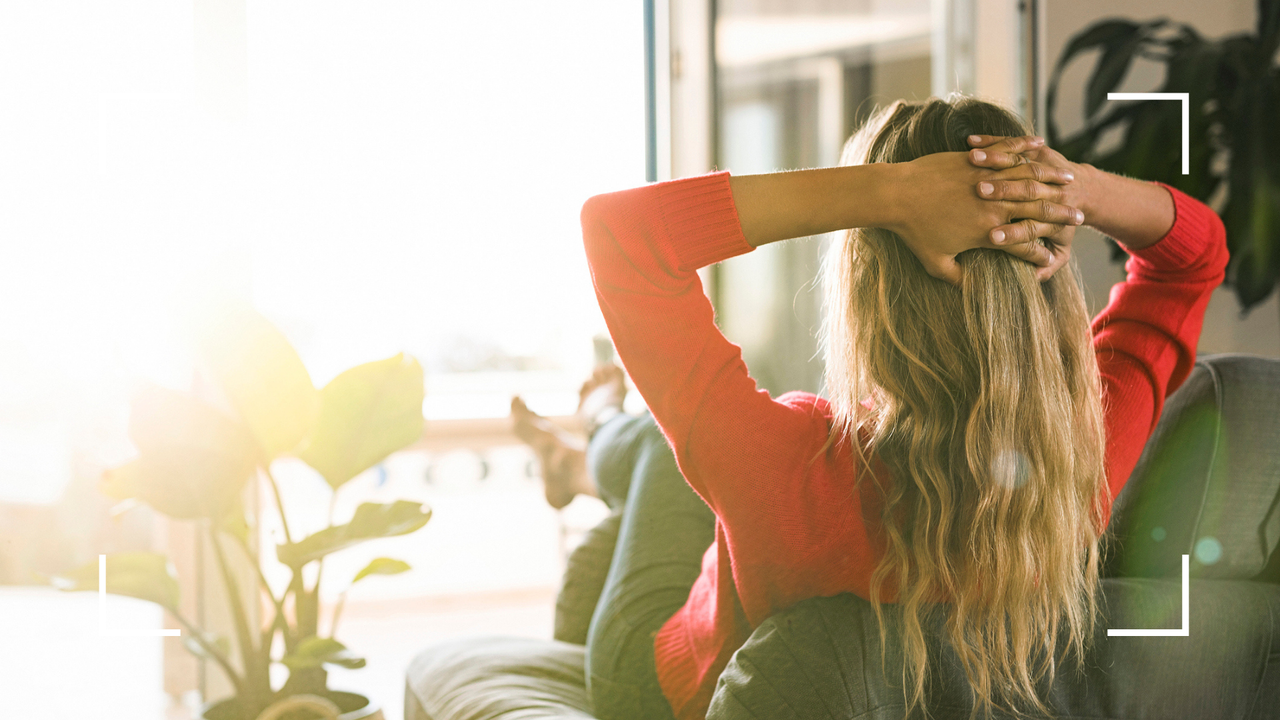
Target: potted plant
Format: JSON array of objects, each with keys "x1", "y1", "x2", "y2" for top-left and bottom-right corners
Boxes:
[
  {"x1": 53, "y1": 304, "x2": 430, "y2": 720},
  {"x1": 1046, "y1": 0, "x2": 1280, "y2": 311}
]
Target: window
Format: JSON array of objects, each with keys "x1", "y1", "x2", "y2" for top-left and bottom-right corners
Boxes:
[
  {"x1": 1, "y1": 2, "x2": 643, "y2": 717},
  {"x1": 713, "y1": 0, "x2": 933, "y2": 397}
]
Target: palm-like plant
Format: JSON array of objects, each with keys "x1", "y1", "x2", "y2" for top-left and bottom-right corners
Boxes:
[
  {"x1": 1047, "y1": 0, "x2": 1280, "y2": 311},
  {"x1": 54, "y1": 304, "x2": 430, "y2": 720}
]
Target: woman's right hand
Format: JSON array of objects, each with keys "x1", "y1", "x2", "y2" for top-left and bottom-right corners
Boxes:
[
  {"x1": 966, "y1": 135, "x2": 1090, "y2": 279},
  {"x1": 966, "y1": 135, "x2": 1088, "y2": 214},
  {"x1": 889, "y1": 147, "x2": 1082, "y2": 283}
]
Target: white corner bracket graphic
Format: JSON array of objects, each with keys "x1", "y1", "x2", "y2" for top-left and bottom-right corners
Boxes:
[
  {"x1": 1107, "y1": 554, "x2": 1190, "y2": 637},
  {"x1": 1105, "y1": 92, "x2": 1190, "y2": 175},
  {"x1": 98, "y1": 555, "x2": 181, "y2": 637}
]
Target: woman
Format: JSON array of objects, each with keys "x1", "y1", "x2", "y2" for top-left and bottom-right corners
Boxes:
[{"x1": 528, "y1": 96, "x2": 1227, "y2": 719}]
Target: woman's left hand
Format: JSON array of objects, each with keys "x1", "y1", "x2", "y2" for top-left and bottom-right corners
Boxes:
[{"x1": 889, "y1": 145, "x2": 1082, "y2": 284}]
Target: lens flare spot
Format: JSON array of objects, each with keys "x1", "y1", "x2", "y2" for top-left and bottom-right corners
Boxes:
[
  {"x1": 1194, "y1": 536, "x2": 1223, "y2": 565},
  {"x1": 1151, "y1": 527, "x2": 1167, "y2": 542},
  {"x1": 991, "y1": 450, "x2": 1030, "y2": 490}
]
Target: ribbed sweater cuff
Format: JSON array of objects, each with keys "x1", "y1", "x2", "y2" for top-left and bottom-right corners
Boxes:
[
  {"x1": 1121, "y1": 182, "x2": 1215, "y2": 271},
  {"x1": 653, "y1": 617, "x2": 699, "y2": 720},
  {"x1": 655, "y1": 171, "x2": 754, "y2": 272}
]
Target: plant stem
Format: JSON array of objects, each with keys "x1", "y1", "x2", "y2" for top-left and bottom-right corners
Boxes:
[
  {"x1": 232, "y1": 532, "x2": 281, "y2": 610},
  {"x1": 170, "y1": 608, "x2": 244, "y2": 698},
  {"x1": 262, "y1": 464, "x2": 294, "y2": 545},
  {"x1": 208, "y1": 524, "x2": 267, "y2": 703},
  {"x1": 310, "y1": 491, "x2": 337, "y2": 627},
  {"x1": 229, "y1": 530, "x2": 295, "y2": 666},
  {"x1": 329, "y1": 591, "x2": 348, "y2": 639}
]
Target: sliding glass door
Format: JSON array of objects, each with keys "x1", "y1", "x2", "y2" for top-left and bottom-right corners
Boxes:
[{"x1": 714, "y1": 0, "x2": 933, "y2": 396}]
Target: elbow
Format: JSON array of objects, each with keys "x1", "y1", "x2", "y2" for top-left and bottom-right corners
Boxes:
[
  {"x1": 580, "y1": 193, "x2": 606, "y2": 228},
  {"x1": 580, "y1": 193, "x2": 611, "y2": 260}
]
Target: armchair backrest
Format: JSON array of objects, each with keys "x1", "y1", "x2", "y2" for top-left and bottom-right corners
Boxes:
[{"x1": 1105, "y1": 353, "x2": 1280, "y2": 580}]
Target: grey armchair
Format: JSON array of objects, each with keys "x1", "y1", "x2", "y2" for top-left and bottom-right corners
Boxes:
[{"x1": 406, "y1": 355, "x2": 1280, "y2": 720}]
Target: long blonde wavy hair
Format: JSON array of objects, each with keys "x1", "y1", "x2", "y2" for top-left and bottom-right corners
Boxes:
[{"x1": 822, "y1": 97, "x2": 1107, "y2": 717}]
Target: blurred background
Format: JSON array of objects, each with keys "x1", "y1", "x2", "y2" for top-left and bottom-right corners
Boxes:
[{"x1": 1, "y1": 1, "x2": 1276, "y2": 718}]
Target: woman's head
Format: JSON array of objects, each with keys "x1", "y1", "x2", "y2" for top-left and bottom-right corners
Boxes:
[{"x1": 823, "y1": 97, "x2": 1106, "y2": 716}]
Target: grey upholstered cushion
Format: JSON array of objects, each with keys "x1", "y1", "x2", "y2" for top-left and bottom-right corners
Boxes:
[
  {"x1": 405, "y1": 354, "x2": 1280, "y2": 720},
  {"x1": 1106, "y1": 354, "x2": 1280, "y2": 580},
  {"x1": 404, "y1": 637, "x2": 595, "y2": 720},
  {"x1": 555, "y1": 512, "x2": 622, "y2": 645},
  {"x1": 708, "y1": 579, "x2": 1280, "y2": 719}
]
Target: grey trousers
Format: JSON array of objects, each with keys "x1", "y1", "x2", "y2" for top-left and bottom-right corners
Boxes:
[{"x1": 583, "y1": 412, "x2": 715, "y2": 720}]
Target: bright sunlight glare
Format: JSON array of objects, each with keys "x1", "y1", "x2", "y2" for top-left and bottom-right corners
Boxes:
[{"x1": 0, "y1": 0, "x2": 645, "y2": 504}]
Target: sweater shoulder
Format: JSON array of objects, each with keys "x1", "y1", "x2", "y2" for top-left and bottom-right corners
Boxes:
[{"x1": 773, "y1": 390, "x2": 833, "y2": 419}]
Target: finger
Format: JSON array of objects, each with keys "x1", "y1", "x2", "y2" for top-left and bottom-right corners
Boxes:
[
  {"x1": 977, "y1": 178, "x2": 1065, "y2": 203},
  {"x1": 981, "y1": 135, "x2": 1046, "y2": 156},
  {"x1": 967, "y1": 134, "x2": 1008, "y2": 148},
  {"x1": 922, "y1": 255, "x2": 963, "y2": 285},
  {"x1": 989, "y1": 219, "x2": 1063, "y2": 255},
  {"x1": 969, "y1": 148, "x2": 1032, "y2": 170},
  {"x1": 977, "y1": 176, "x2": 1068, "y2": 203},
  {"x1": 967, "y1": 137, "x2": 1044, "y2": 168},
  {"x1": 993, "y1": 233, "x2": 1056, "y2": 269},
  {"x1": 1034, "y1": 246, "x2": 1071, "y2": 282},
  {"x1": 966, "y1": 134, "x2": 1043, "y2": 151},
  {"x1": 982, "y1": 161, "x2": 1076, "y2": 187},
  {"x1": 1002, "y1": 199, "x2": 1084, "y2": 226}
]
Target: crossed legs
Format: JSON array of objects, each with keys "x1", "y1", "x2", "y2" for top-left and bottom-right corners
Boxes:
[{"x1": 512, "y1": 368, "x2": 716, "y2": 720}]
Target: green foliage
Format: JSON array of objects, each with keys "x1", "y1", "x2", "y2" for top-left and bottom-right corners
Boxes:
[
  {"x1": 72, "y1": 305, "x2": 430, "y2": 718},
  {"x1": 52, "y1": 552, "x2": 180, "y2": 611},
  {"x1": 198, "y1": 302, "x2": 320, "y2": 458},
  {"x1": 352, "y1": 557, "x2": 411, "y2": 585},
  {"x1": 277, "y1": 501, "x2": 432, "y2": 567},
  {"x1": 184, "y1": 630, "x2": 232, "y2": 662},
  {"x1": 121, "y1": 387, "x2": 259, "y2": 519},
  {"x1": 299, "y1": 353, "x2": 426, "y2": 490},
  {"x1": 281, "y1": 636, "x2": 367, "y2": 671},
  {"x1": 1047, "y1": 0, "x2": 1280, "y2": 311}
]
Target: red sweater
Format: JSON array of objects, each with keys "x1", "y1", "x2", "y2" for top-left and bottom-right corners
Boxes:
[{"x1": 580, "y1": 171, "x2": 1228, "y2": 720}]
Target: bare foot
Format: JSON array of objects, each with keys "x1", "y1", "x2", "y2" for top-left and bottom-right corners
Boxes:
[
  {"x1": 577, "y1": 364, "x2": 627, "y2": 435},
  {"x1": 511, "y1": 396, "x2": 593, "y2": 509}
]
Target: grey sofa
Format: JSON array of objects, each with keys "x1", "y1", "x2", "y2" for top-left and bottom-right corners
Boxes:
[{"x1": 406, "y1": 354, "x2": 1280, "y2": 719}]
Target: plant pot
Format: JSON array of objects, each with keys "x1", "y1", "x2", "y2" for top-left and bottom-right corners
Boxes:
[{"x1": 203, "y1": 691, "x2": 383, "y2": 720}]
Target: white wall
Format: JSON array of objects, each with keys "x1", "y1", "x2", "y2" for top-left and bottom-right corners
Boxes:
[{"x1": 1045, "y1": 0, "x2": 1280, "y2": 358}]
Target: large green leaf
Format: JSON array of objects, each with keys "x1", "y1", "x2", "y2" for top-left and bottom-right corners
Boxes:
[
  {"x1": 1259, "y1": 0, "x2": 1280, "y2": 56},
  {"x1": 1056, "y1": 19, "x2": 1143, "y2": 70},
  {"x1": 1050, "y1": 14, "x2": 1280, "y2": 313},
  {"x1": 1086, "y1": 34, "x2": 1143, "y2": 118},
  {"x1": 52, "y1": 552, "x2": 180, "y2": 611},
  {"x1": 1221, "y1": 72, "x2": 1280, "y2": 312},
  {"x1": 276, "y1": 500, "x2": 431, "y2": 567},
  {"x1": 352, "y1": 557, "x2": 411, "y2": 585},
  {"x1": 199, "y1": 303, "x2": 319, "y2": 459},
  {"x1": 297, "y1": 353, "x2": 425, "y2": 490},
  {"x1": 281, "y1": 636, "x2": 366, "y2": 671},
  {"x1": 117, "y1": 386, "x2": 259, "y2": 519},
  {"x1": 1046, "y1": 19, "x2": 1144, "y2": 141}
]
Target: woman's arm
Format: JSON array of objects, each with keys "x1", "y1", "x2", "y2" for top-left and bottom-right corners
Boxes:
[
  {"x1": 1075, "y1": 164, "x2": 1175, "y2": 249},
  {"x1": 582, "y1": 157, "x2": 1081, "y2": 520},
  {"x1": 728, "y1": 165, "x2": 898, "y2": 247},
  {"x1": 964, "y1": 136, "x2": 1174, "y2": 249},
  {"x1": 730, "y1": 147, "x2": 1082, "y2": 282}
]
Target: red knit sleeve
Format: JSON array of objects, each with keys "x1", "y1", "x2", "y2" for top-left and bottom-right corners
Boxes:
[
  {"x1": 1091, "y1": 183, "x2": 1229, "y2": 507},
  {"x1": 580, "y1": 173, "x2": 842, "y2": 542}
]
